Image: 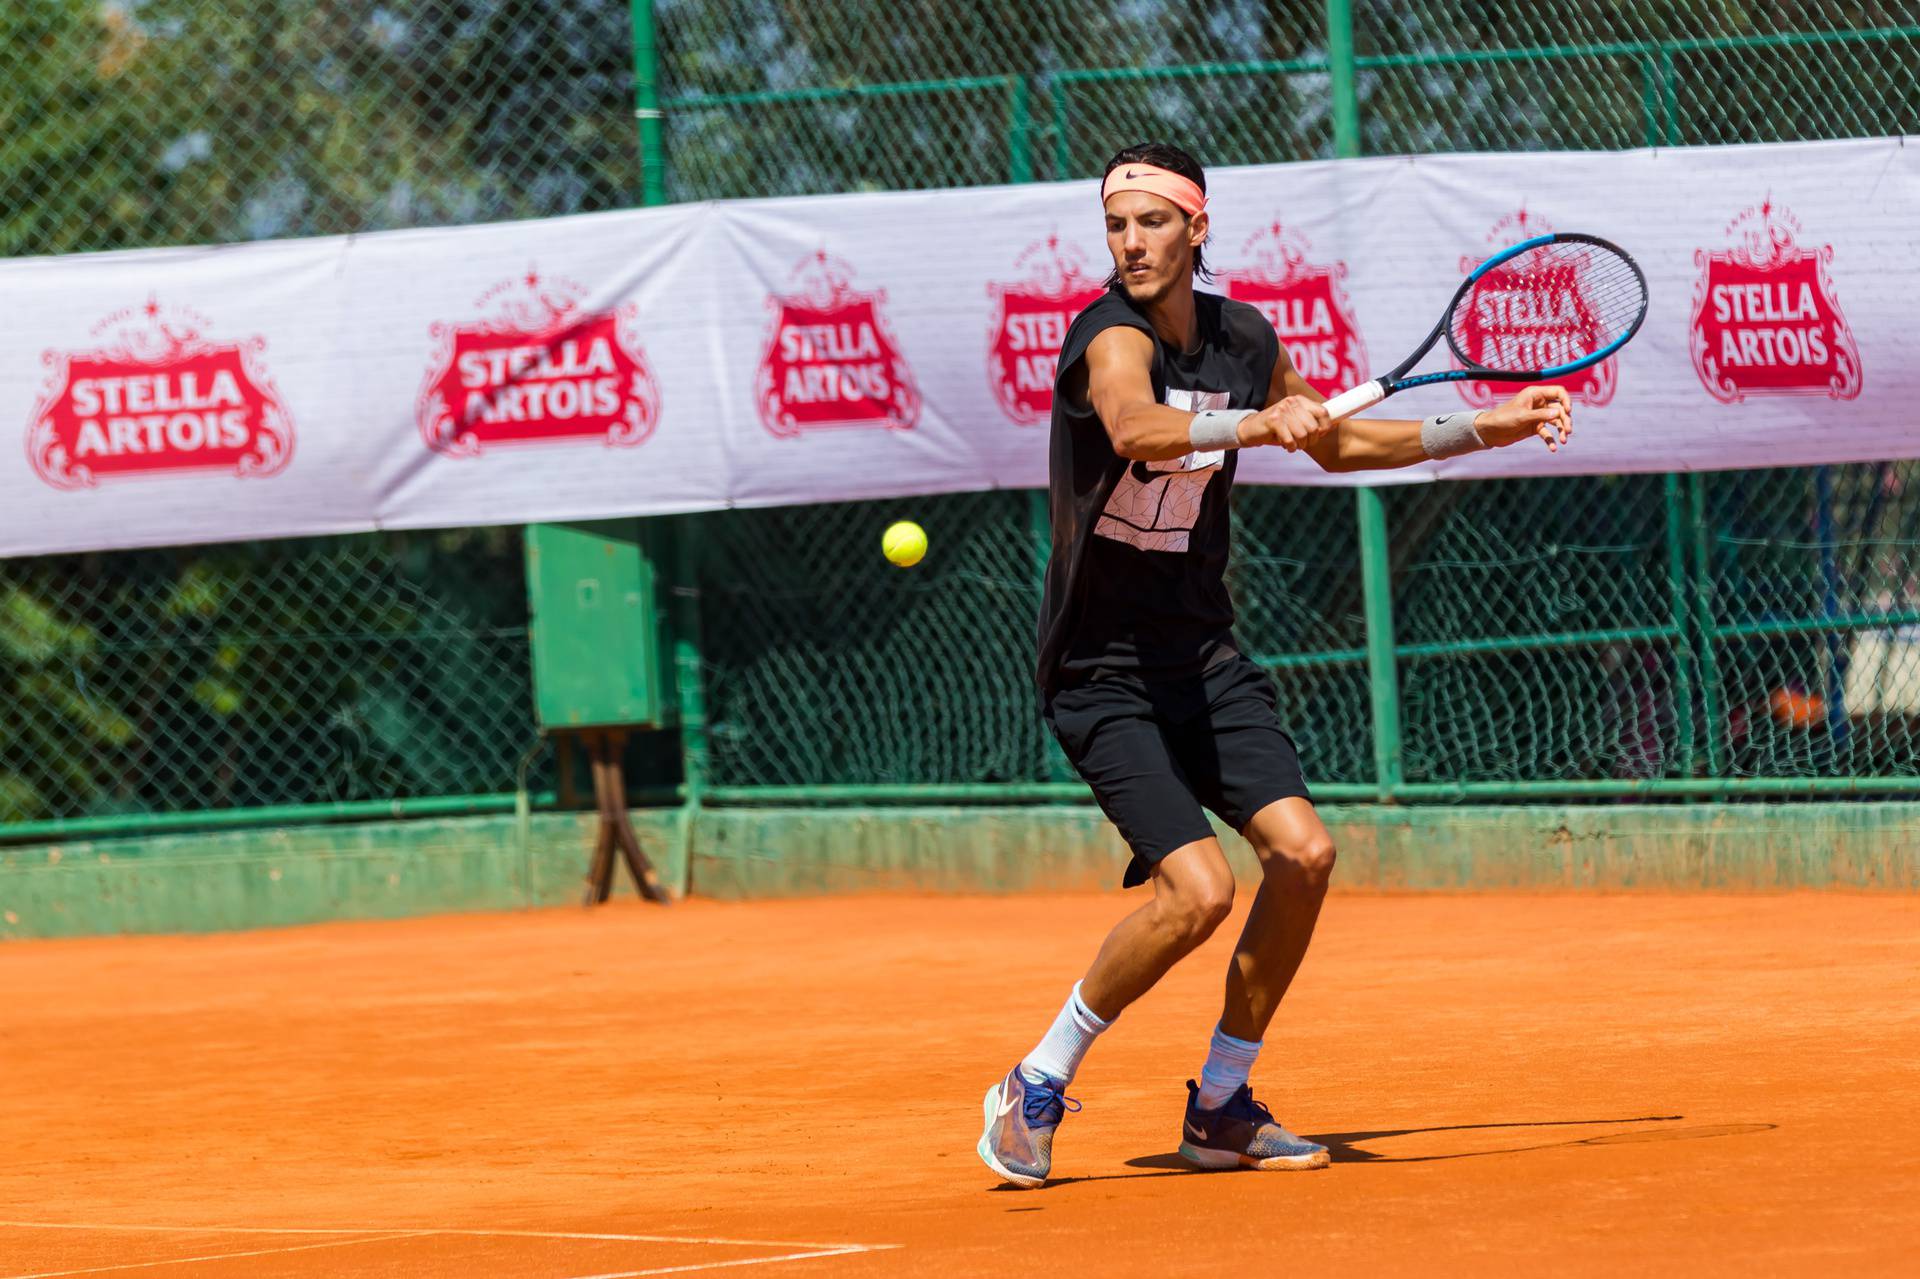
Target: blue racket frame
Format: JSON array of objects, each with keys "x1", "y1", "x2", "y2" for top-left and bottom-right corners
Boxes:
[{"x1": 1377, "y1": 232, "x2": 1648, "y2": 395}]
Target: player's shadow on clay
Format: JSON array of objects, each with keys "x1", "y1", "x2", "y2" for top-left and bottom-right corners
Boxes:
[{"x1": 1106, "y1": 1115, "x2": 1775, "y2": 1176}]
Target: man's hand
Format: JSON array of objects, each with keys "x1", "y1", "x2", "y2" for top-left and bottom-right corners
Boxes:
[
  {"x1": 1474, "y1": 385, "x2": 1573, "y2": 452},
  {"x1": 1238, "y1": 395, "x2": 1333, "y2": 453}
]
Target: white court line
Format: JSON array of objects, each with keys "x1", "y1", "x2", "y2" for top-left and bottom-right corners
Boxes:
[
  {"x1": 3, "y1": 1231, "x2": 430, "y2": 1279},
  {"x1": 0, "y1": 1221, "x2": 877, "y2": 1251},
  {"x1": 0, "y1": 1221, "x2": 898, "y2": 1279},
  {"x1": 570, "y1": 1246, "x2": 891, "y2": 1279}
]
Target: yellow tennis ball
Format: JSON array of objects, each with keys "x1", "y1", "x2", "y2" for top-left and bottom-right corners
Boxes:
[{"x1": 882, "y1": 520, "x2": 927, "y2": 568}]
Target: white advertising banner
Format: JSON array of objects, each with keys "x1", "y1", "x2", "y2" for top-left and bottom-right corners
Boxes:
[{"x1": 2, "y1": 137, "x2": 1915, "y2": 557}]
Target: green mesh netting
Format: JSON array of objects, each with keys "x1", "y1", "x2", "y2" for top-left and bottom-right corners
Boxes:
[
  {"x1": 1390, "y1": 474, "x2": 1684, "y2": 784},
  {"x1": 1228, "y1": 488, "x2": 1373, "y2": 786},
  {"x1": 0, "y1": 532, "x2": 538, "y2": 823},
  {"x1": 691, "y1": 493, "x2": 1049, "y2": 788},
  {"x1": 1704, "y1": 462, "x2": 1920, "y2": 780}
]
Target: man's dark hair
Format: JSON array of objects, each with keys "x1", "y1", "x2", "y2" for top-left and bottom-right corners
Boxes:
[{"x1": 1101, "y1": 141, "x2": 1212, "y2": 287}]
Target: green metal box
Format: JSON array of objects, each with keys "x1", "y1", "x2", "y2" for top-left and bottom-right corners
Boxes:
[{"x1": 525, "y1": 519, "x2": 673, "y2": 729}]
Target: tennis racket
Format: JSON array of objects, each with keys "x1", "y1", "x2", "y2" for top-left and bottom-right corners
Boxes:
[{"x1": 1320, "y1": 232, "x2": 1649, "y2": 419}]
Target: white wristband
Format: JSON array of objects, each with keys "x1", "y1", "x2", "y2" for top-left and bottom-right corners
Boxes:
[
  {"x1": 1189, "y1": 408, "x2": 1253, "y2": 451},
  {"x1": 1421, "y1": 411, "x2": 1487, "y2": 460}
]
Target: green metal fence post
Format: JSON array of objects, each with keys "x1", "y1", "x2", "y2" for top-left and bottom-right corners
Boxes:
[
  {"x1": 1005, "y1": 93, "x2": 1064, "y2": 783},
  {"x1": 1030, "y1": 492, "x2": 1073, "y2": 783},
  {"x1": 630, "y1": 0, "x2": 668, "y2": 206},
  {"x1": 1663, "y1": 474, "x2": 1698, "y2": 776},
  {"x1": 1328, "y1": 0, "x2": 1401, "y2": 800},
  {"x1": 1356, "y1": 490, "x2": 1405, "y2": 798},
  {"x1": 1688, "y1": 475, "x2": 1726, "y2": 777},
  {"x1": 672, "y1": 518, "x2": 709, "y2": 897},
  {"x1": 1327, "y1": 0, "x2": 1361, "y2": 157},
  {"x1": 1007, "y1": 77, "x2": 1034, "y2": 184},
  {"x1": 632, "y1": 0, "x2": 691, "y2": 883},
  {"x1": 1050, "y1": 76, "x2": 1073, "y2": 179},
  {"x1": 1657, "y1": 43, "x2": 1680, "y2": 146},
  {"x1": 1638, "y1": 53, "x2": 1664, "y2": 147}
]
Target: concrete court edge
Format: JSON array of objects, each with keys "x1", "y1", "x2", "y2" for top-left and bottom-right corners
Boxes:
[{"x1": 2, "y1": 802, "x2": 1916, "y2": 939}]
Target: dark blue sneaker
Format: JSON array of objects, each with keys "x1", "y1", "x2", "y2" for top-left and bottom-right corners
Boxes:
[
  {"x1": 1179, "y1": 1079, "x2": 1329, "y2": 1171},
  {"x1": 977, "y1": 1065, "x2": 1080, "y2": 1188}
]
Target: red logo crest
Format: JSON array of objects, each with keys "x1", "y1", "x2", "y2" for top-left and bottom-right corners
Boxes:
[
  {"x1": 986, "y1": 235, "x2": 1104, "y2": 424},
  {"x1": 1220, "y1": 220, "x2": 1367, "y2": 397},
  {"x1": 756, "y1": 252, "x2": 921, "y2": 437},
  {"x1": 417, "y1": 268, "x2": 660, "y2": 456},
  {"x1": 1689, "y1": 198, "x2": 1862, "y2": 404},
  {"x1": 1454, "y1": 207, "x2": 1618, "y2": 408},
  {"x1": 27, "y1": 299, "x2": 293, "y2": 490}
]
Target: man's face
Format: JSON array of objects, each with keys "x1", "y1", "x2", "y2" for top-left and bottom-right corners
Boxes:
[{"x1": 1104, "y1": 189, "x2": 1206, "y2": 305}]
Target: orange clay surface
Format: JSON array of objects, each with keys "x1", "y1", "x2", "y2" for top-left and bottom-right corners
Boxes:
[{"x1": 2, "y1": 891, "x2": 1918, "y2": 1277}]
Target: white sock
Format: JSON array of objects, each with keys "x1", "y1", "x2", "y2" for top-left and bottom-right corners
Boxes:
[
  {"x1": 1194, "y1": 1023, "x2": 1262, "y2": 1110},
  {"x1": 1019, "y1": 981, "x2": 1112, "y2": 1085}
]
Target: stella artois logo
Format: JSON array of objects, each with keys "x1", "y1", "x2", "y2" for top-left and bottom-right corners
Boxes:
[
  {"x1": 27, "y1": 299, "x2": 294, "y2": 490},
  {"x1": 1455, "y1": 207, "x2": 1618, "y2": 408},
  {"x1": 756, "y1": 251, "x2": 920, "y2": 437},
  {"x1": 1219, "y1": 220, "x2": 1367, "y2": 397},
  {"x1": 986, "y1": 235, "x2": 1105, "y2": 424},
  {"x1": 1690, "y1": 198, "x2": 1862, "y2": 404},
  {"x1": 417, "y1": 268, "x2": 659, "y2": 456}
]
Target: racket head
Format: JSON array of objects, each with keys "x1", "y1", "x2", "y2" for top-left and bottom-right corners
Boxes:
[{"x1": 1443, "y1": 233, "x2": 1648, "y2": 381}]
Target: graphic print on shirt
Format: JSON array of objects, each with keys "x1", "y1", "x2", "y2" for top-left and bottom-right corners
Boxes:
[{"x1": 1093, "y1": 387, "x2": 1227, "y2": 552}]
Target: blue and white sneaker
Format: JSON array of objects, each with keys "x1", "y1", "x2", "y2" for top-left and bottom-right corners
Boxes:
[
  {"x1": 1179, "y1": 1079, "x2": 1329, "y2": 1171},
  {"x1": 977, "y1": 1065, "x2": 1079, "y2": 1188}
]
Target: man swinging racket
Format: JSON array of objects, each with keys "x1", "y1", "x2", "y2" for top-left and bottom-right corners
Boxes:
[{"x1": 977, "y1": 141, "x2": 1580, "y2": 1187}]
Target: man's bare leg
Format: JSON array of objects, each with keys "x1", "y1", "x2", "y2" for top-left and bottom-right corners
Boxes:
[
  {"x1": 1167, "y1": 797, "x2": 1337, "y2": 1171},
  {"x1": 1218, "y1": 797, "x2": 1337, "y2": 1041},
  {"x1": 1077, "y1": 838, "x2": 1237, "y2": 1021}
]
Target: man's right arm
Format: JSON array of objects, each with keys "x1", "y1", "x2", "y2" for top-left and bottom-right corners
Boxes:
[
  {"x1": 1083, "y1": 327, "x2": 1201, "y2": 461},
  {"x1": 1083, "y1": 326, "x2": 1329, "y2": 461}
]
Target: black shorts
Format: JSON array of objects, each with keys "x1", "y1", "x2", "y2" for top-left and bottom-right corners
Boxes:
[{"x1": 1043, "y1": 654, "x2": 1312, "y2": 888}]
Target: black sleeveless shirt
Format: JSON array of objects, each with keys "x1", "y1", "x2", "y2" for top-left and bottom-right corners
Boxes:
[{"x1": 1035, "y1": 288, "x2": 1279, "y2": 695}]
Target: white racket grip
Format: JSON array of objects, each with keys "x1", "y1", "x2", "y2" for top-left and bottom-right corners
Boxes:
[{"x1": 1322, "y1": 379, "x2": 1385, "y2": 420}]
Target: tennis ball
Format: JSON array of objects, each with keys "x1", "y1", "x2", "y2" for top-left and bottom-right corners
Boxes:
[{"x1": 882, "y1": 520, "x2": 927, "y2": 568}]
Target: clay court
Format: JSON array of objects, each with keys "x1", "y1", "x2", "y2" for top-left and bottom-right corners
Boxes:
[{"x1": 3, "y1": 889, "x2": 1916, "y2": 1276}]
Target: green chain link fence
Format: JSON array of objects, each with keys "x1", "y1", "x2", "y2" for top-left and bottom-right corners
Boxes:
[
  {"x1": 1, "y1": 530, "x2": 542, "y2": 827},
  {"x1": 4, "y1": 1, "x2": 1919, "y2": 836}
]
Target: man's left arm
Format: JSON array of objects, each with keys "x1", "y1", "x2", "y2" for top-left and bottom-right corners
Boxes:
[{"x1": 1261, "y1": 346, "x2": 1574, "y2": 473}]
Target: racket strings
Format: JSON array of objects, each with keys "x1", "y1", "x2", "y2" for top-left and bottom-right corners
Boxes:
[{"x1": 1448, "y1": 241, "x2": 1646, "y2": 374}]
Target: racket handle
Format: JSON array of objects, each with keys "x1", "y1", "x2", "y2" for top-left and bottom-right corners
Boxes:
[{"x1": 1322, "y1": 380, "x2": 1386, "y2": 420}]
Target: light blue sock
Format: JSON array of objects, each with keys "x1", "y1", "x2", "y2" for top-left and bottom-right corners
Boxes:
[
  {"x1": 1020, "y1": 981, "x2": 1112, "y2": 1085},
  {"x1": 1195, "y1": 1023, "x2": 1261, "y2": 1110}
]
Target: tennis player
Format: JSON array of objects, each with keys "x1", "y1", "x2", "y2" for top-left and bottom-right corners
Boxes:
[{"x1": 977, "y1": 142, "x2": 1574, "y2": 1187}]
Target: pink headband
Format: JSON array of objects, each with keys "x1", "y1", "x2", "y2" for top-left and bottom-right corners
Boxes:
[{"x1": 1100, "y1": 163, "x2": 1208, "y2": 220}]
